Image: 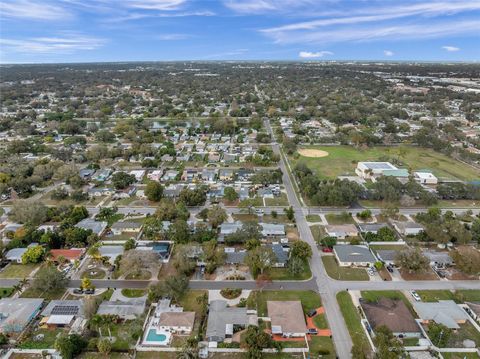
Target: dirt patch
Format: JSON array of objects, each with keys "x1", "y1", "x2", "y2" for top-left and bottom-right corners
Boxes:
[
  {"x1": 298, "y1": 148, "x2": 329, "y2": 158},
  {"x1": 400, "y1": 268, "x2": 439, "y2": 281}
]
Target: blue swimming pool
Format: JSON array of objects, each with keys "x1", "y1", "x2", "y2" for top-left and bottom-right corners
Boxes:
[{"x1": 146, "y1": 329, "x2": 167, "y2": 343}]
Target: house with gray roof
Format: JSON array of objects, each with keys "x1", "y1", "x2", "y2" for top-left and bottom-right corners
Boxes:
[
  {"x1": 41, "y1": 300, "x2": 84, "y2": 317},
  {"x1": 333, "y1": 245, "x2": 376, "y2": 267},
  {"x1": 97, "y1": 297, "x2": 146, "y2": 320},
  {"x1": 413, "y1": 300, "x2": 469, "y2": 329},
  {"x1": 75, "y1": 218, "x2": 107, "y2": 236},
  {"x1": 224, "y1": 249, "x2": 247, "y2": 265},
  {"x1": 422, "y1": 250, "x2": 453, "y2": 268},
  {"x1": 266, "y1": 244, "x2": 289, "y2": 267},
  {"x1": 375, "y1": 249, "x2": 398, "y2": 265},
  {"x1": 111, "y1": 221, "x2": 143, "y2": 235},
  {"x1": 206, "y1": 300, "x2": 257, "y2": 343},
  {"x1": 0, "y1": 298, "x2": 43, "y2": 333},
  {"x1": 98, "y1": 245, "x2": 124, "y2": 263},
  {"x1": 392, "y1": 221, "x2": 424, "y2": 236},
  {"x1": 5, "y1": 247, "x2": 28, "y2": 264},
  {"x1": 219, "y1": 222, "x2": 243, "y2": 242},
  {"x1": 261, "y1": 223, "x2": 285, "y2": 238}
]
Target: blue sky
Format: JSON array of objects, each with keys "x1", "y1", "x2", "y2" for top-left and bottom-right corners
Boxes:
[{"x1": 1, "y1": 0, "x2": 479, "y2": 63}]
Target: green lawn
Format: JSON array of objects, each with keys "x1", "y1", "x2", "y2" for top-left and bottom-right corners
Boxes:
[
  {"x1": 310, "y1": 225, "x2": 326, "y2": 243},
  {"x1": 81, "y1": 268, "x2": 106, "y2": 279},
  {"x1": 313, "y1": 313, "x2": 328, "y2": 329},
  {"x1": 322, "y1": 256, "x2": 369, "y2": 281},
  {"x1": 416, "y1": 290, "x2": 455, "y2": 302},
  {"x1": 309, "y1": 336, "x2": 336, "y2": 358},
  {"x1": 336, "y1": 291, "x2": 370, "y2": 355},
  {"x1": 369, "y1": 244, "x2": 408, "y2": 251},
  {"x1": 0, "y1": 287, "x2": 13, "y2": 298},
  {"x1": 248, "y1": 290, "x2": 322, "y2": 317},
  {"x1": 306, "y1": 214, "x2": 322, "y2": 222},
  {"x1": 121, "y1": 288, "x2": 146, "y2": 298},
  {"x1": 292, "y1": 145, "x2": 480, "y2": 181},
  {"x1": 0, "y1": 263, "x2": 39, "y2": 278},
  {"x1": 20, "y1": 287, "x2": 66, "y2": 300},
  {"x1": 19, "y1": 328, "x2": 67, "y2": 349},
  {"x1": 265, "y1": 193, "x2": 289, "y2": 207},
  {"x1": 417, "y1": 290, "x2": 480, "y2": 303},
  {"x1": 325, "y1": 213, "x2": 355, "y2": 225},
  {"x1": 442, "y1": 353, "x2": 480, "y2": 359},
  {"x1": 265, "y1": 260, "x2": 311, "y2": 280}
]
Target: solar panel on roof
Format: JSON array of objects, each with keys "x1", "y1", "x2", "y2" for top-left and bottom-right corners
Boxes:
[{"x1": 51, "y1": 305, "x2": 79, "y2": 315}]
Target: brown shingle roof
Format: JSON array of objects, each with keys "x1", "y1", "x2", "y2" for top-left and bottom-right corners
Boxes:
[
  {"x1": 361, "y1": 298, "x2": 420, "y2": 334},
  {"x1": 159, "y1": 311, "x2": 195, "y2": 328},
  {"x1": 267, "y1": 301, "x2": 307, "y2": 334}
]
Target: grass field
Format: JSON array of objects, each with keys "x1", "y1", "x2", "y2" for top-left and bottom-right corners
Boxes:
[
  {"x1": 322, "y1": 256, "x2": 369, "y2": 281},
  {"x1": 0, "y1": 287, "x2": 13, "y2": 298},
  {"x1": 336, "y1": 291, "x2": 370, "y2": 355},
  {"x1": 417, "y1": 290, "x2": 480, "y2": 303},
  {"x1": 0, "y1": 263, "x2": 39, "y2": 279},
  {"x1": 325, "y1": 212, "x2": 355, "y2": 225},
  {"x1": 265, "y1": 259, "x2": 311, "y2": 280},
  {"x1": 292, "y1": 145, "x2": 480, "y2": 181}
]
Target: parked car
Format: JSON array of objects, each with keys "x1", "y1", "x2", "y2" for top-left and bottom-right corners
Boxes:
[
  {"x1": 73, "y1": 288, "x2": 83, "y2": 294},
  {"x1": 307, "y1": 328, "x2": 318, "y2": 335},
  {"x1": 307, "y1": 309, "x2": 317, "y2": 317},
  {"x1": 386, "y1": 265, "x2": 394, "y2": 273},
  {"x1": 322, "y1": 247, "x2": 333, "y2": 253},
  {"x1": 410, "y1": 290, "x2": 421, "y2": 301},
  {"x1": 84, "y1": 288, "x2": 95, "y2": 295}
]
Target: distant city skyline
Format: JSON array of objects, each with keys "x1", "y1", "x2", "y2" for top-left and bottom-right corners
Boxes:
[{"x1": 1, "y1": 0, "x2": 480, "y2": 63}]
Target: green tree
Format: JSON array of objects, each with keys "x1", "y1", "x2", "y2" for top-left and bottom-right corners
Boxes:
[
  {"x1": 395, "y1": 248, "x2": 429, "y2": 273},
  {"x1": 290, "y1": 240, "x2": 312, "y2": 259},
  {"x1": 283, "y1": 206, "x2": 295, "y2": 221},
  {"x1": 97, "y1": 338, "x2": 112, "y2": 357},
  {"x1": 168, "y1": 219, "x2": 190, "y2": 243},
  {"x1": 207, "y1": 205, "x2": 227, "y2": 228},
  {"x1": 320, "y1": 236, "x2": 337, "y2": 248},
  {"x1": 32, "y1": 264, "x2": 68, "y2": 293},
  {"x1": 111, "y1": 172, "x2": 135, "y2": 190},
  {"x1": 450, "y1": 246, "x2": 480, "y2": 275},
  {"x1": 223, "y1": 187, "x2": 239, "y2": 202},
  {"x1": 244, "y1": 325, "x2": 273, "y2": 359},
  {"x1": 428, "y1": 322, "x2": 451, "y2": 347},
  {"x1": 245, "y1": 246, "x2": 275, "y2": 276},
  {"x1": 10, "y1": 200, "x2": 48, "y2": 226},
  {"x1": 373, "y1": 325, "x2": 404, "y2": 359},
  {"x1": 21, "y1": 245, "x2": 45, "y2": 264},
  {"x1": 288, "y1": 256, "x2": 304, "y2": 276},
  {"x1": 54, "y1": 334, "x2": 86, "y2": 359},
  {"x1": 145, "y1": 181, "x2": 164, "y2": 202},
  {"x1": 123, "y1": 238, "x2": 136, "y2": 250}
]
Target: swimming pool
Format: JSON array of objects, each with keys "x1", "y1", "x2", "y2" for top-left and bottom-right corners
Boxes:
[{"x1": 145, "y1": 329, "x2": 170, "y2": 345}]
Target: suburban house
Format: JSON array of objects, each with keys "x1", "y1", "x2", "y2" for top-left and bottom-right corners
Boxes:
[
  {"x1": 224, "y1": 248, "x2": 247, "y2": 265},
  {"x1": 75, "y1": 218, "x2": 108, "y2": 236},
  {"x1": 333, "y1": 245, "x2": 377, "y2": 267},
  {"x1": 5, "y1": 243, "x2": 40, "y2": 263},
  {"x1": 464, "y1": 302, "x2": 480, "y2": 323},
  {"x1": 218, "y1": 222, "x2": 243, "y2": 242},
  {"x1": 97, "y1": 297, "x2": 147, "y2": 320},
  {"x1": 40, "y1": 300, "x2": 84, "y2": 329},
  {"x1": 147, "y1": 170, "x2": 163, "y2": 182},
  {"x1": 162, "y1": 170, "x2": 179, "y2": 182},
  {"x1": 261, "y1": 223, "x2": 286, "y2": 238},
  {"x1": 206, "y1": 300, "x2": 257, "y2": 343},
  {"x1": 0, "y1": 298, "x2": 43, "y2": 333},
  {"x1": 129, "y1": 170, "x2": 145, "y2": 182},
  {"x1": 325, "y1": 224, "x2": 359, "y2": 239},
  {"x1": 267, "y1": 301, "x2": 307, "y2": 338},
  {"x1": 414, "y1": 171, "x2": 438, "y2": 185},
  {"x1": 98, "y1": 245, "x2": 125, "y2": 264},
  {"x1": 422, "y1": 250, "x2": 454, "y2": 268},
  {"x1": 375, "y1": 250, "x2": 398, "y2": 266},
  {"x1": 413, "y1": 301, "x2": 470, "y2": 329},
  {"x1": 157, "y1": 311, "x2": 196, "y2": 335},
  {"x1": 266, "y1": 244, "x2": 289, "y2": 267},
  {"x1": 49, "y1": 248, "x2": 85, "y2": 263},
  {"x1": 111, "y1": 221, "x2": 143, "y2": 236},
  {"x1": 392, "y1": 221, "x2": 424, "y2": 236},
  {"x1": 5, "y1": 247, "x2": 28, "y2": 263},
  {"x1": 219, "y1": 169, "x2": 234, "y2": 181},
  {"x1": 361, "y1": 298, "x2": 421, "y2": 338}
]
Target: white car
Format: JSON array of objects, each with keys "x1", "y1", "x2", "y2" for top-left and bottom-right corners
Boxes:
[{"x1": 410, "y1": 290, "x2": 421, "y2": 301}]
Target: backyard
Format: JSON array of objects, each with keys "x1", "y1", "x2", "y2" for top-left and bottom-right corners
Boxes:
[
  {"x1": 322, "y1": 256, "x2": 369, "y2": 281},
  {"x1": 291, "y1": 145, "x2": 480, "y2": 181}
]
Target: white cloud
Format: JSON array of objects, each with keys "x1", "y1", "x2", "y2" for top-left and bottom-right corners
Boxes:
[
  {"x1": 0, "y1": 0, "x2": 70, "y2": 20},
  {"x1": 442, "y1": 45, "x2": 460, "y2": 52},
  {"x1": 384, "y1": 50, "x2": 394, "y2": 56},
  {"x1": 124, "y1": 0, "x2": 186, "y2": 11},
  {"x1": 156, "y1": 33, "x2": 192, "y2": 40},
  {"x1": 223, "y1": 0, "x2": 314, "y2": 14},
  {"x1": 0, "y1": 33, "x2": 105, "y2": 53},
  {"x1": 299, "y1": 51, "x2": 333, "y2": 58},
  {"x1": 263, "y1": 21, "x2": 480, "y2": 45}
]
